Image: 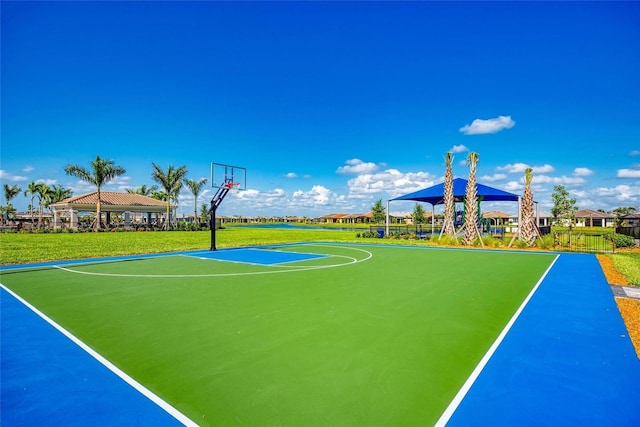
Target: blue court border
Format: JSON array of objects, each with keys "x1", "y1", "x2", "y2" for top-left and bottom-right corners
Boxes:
[{"x1": 2, "y1": 246, "x2": 639, "y2": 425}]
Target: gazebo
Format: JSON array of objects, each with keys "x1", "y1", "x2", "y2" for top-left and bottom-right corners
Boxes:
[
  {"x1": 50, "y1": 192, "x2": 172, "y2": 229},
  {"x1": 387, "y1": 178, "x2": 520, "y2": 235}
]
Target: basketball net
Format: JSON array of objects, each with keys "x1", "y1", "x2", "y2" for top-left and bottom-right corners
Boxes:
[{"x1": 224, "y1": 181, "x2": 240, "y2": 195}]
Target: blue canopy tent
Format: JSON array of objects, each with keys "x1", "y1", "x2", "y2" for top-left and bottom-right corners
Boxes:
[{"x1": 387, "y1": 178, "x2": 520, "y2": 235}]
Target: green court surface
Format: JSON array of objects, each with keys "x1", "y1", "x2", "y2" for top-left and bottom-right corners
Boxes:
[{"x1": 1, "y1": 244, "x2": 556, "y2": 426}]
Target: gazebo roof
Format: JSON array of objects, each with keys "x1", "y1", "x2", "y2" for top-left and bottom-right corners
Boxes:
[
  {"x1": 50, "y1": 191, "x2": 172, "y2": 213},
  {"x1": 392, "y1": 178, "x2": 519, "y2": 205}
]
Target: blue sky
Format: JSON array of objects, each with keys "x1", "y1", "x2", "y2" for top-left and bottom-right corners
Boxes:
[{"x1": 1, "y1": 1, "x2": 639, "y2": 217}]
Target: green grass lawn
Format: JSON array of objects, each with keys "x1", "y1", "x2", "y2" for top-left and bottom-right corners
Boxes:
[
  {"x1": 0, "y1": 228, "x2": 363, "y2": 265},
  {"x1": 608, "y1": 252, "x2": 640, "y2": 285},
  {"x1": 1, "y1": 244, "x2": 555, "y2": 426}
]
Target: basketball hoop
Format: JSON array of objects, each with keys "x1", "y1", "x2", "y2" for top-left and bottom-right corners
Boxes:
[{"x1": 224, "y1": 182, "x2": 240, "y2": 194}]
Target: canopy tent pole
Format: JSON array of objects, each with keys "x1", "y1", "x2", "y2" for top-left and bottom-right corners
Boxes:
[
  {"x1": 431, "y1": 204, "x2": 435, "y2": 235},
  {"x1": 385, "y1": 200, "x2": 390, "y2": 236}
]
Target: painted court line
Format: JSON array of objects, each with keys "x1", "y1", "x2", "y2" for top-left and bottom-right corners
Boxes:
[
  {"x1": 435, "y1": 254, "x2": 560, "y2": 427},
  {"x1": 53, "y1": 245, "x2": 373, "y2": 278},
  {"x1": 1, "y1": 284, "x2": 197, "y2": 427},
  {"x1": 444, "y1": 253, "x2": 640, "y2": 426}
]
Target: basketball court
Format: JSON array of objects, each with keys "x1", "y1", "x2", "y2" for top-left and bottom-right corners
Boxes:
[{"x1": 2, "y1": 243, "x2": 639, "y2": 426}]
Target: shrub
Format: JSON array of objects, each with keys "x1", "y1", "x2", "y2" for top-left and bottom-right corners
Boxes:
[
  {"x1": 536, "y1": 234, "x2": 555, "y2": 250},
  {"x1": 514, "y1": 239, "x2": 528, "y2": 249},
  {"x1": 604, "y1": 232, "x2": 636, "y2": 248},
  {"x1": 437, "y1": 235, "x2": 459, "y2": 246}
]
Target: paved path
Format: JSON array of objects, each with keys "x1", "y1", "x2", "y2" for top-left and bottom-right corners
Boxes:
[{"x1": 611, "y1": 284, "x2": 640, "y2": 299}]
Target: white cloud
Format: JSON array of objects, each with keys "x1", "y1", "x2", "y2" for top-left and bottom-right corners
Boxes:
[
  {"x1": 573, "y1": 167, "x2": 594, "y2": 177},
  {"x1": 292, "y1": 185, "x2": 333, "y2": 205},
  {"x1": 0, "y1": 170, "x2": 29, "y2": 182},
  {"x1": 450, "y1": 144, "x2": 468, "y2": 154},
  {"x1": 337, "y1": 158, "x2": 379, "y2": 175},
  {"x1": 347, "y1": 168, "x2": 436, "y2": 199},
  {"x1": 503, "y1": 180, "x2": 522, "y2": 192},
  {"x1": 497, "y1": 163, "x2": 554, "y2": 174},
  {"x1": 594, "y1": 184, "x2": 640, "y2": 203},
  {"x1": 108, "y1": 176, "x2": 130, "y2": 185},
  {"x1": 23, "y1": 166, "x2": 34, "y2": 172},
  {"x1": 480, "y1": 174, "x2": 507, "y2": 182},
  {"x1": 285, "y1": 172, "x2": 298, "y2": 178},
  {"x1": 617, "y1": 168, "x2": 640, "y2": 178},
  {"x1": 532, "y1": 175, "x2": 586, "y2": 185},
  {"x1": 459, "y1": 115, "x2": 515, "y2": 135},
  {"x1": 629, "y1": 150, "x2": 640, "y2": 156}
]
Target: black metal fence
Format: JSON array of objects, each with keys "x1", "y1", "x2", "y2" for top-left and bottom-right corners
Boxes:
[
  {"x1": 370, "y1": 224, "x2": 440, "y2": 239},
  {"x1": 551, "y1": 232, "x2": 615, "y2": 253},
  {"x1": 616, "y1": 226, "x2": 640, "y2": 239}
]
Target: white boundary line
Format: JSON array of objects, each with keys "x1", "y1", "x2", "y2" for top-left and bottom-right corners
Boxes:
[
  {"x1": 0, "y1": 283, "x2": 198, "y2": 427},
  {"x1": 434, "y1": 253, "x2": 561, "y2": 427},
  {"x1": 53, "y1": 244, "x2": 373, "y2": 278}
]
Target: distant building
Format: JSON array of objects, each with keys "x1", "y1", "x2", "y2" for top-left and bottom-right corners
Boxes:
[
  {"x1": 619, "y1": 212, "x2": 640, "y2": 226},
  {"x1": 574, "y1": 209, "x2": 616, "y2": 227},
  {"x1": 49, "y1": 191, "x2": 170, "y2": 229}
]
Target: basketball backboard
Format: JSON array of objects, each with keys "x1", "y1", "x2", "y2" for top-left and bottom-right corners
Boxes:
[{"x1": 210, "y1": 162, "x2": 246, "y2": 191}]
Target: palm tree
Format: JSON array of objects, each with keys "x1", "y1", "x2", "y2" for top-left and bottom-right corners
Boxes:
[
  {"x1": 184, "y1": 178, "x2": 208, "y2": 224},
  {"x1": 440, "y1": 152, "x2": 456, "y2": 239},
  {"x1": 65, "y1": 155, "x2": 126, "y2": 231},
  {"x1": 47, "y1": 185, "x2": 73, "y2": 206},
  {"x1": 45, "y1": 185, "x2": 73, "y2": 228},
  {"x1": 151, "y1": 163, "x2": 188, "y2": 230},
  {"x1": 35, "y1": 183, "x2": 52, "y2": 229},
  {"x1": 519, "y1": 167, "x2": 537, "y2": 247},
  {"x1": 126, "y1": 184, "x2": 158, "y2": 196},
  {"x1": 463, "y1": 152, "x2": 483, "y2": 246},
  {"x1": 3, "y1": 184, "x2": 21, "y2": 222},
  {"x1": 24, "y1": 181, "x2": 40, "y2": 226},
  {"x1": 4, "y1": 184, "x2": 21, "y2": 207}
]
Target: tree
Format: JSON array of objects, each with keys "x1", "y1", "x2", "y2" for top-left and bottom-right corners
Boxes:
[
  {"x1": 519, "y1": 167, "x2": 538, "y2": 247},
  {"x1": 551, "y1": 185, "x2": 577, "y2": 226},
  {"x1": 47, "y1": 185, "x2": 73, "y2": 208},
  {"x1": 440, "y1": 152, "x2": 456, "y2": 239},
  {"x1": 3, "y1": 184, "x2": 21, "y2": 222},
  {"x1": 371, "y1": 199, "x2": 386, "y2": 224},
  {"x1": 35, "y1": 183, "x2": 52, "y2": 229},
  {"x1": 462, "y1": 152, "x2": 483, "y2": 246},
  {"x1": 24, "y1": 181, "x2": 40, "y2": 225},
  {"x1": 151, "y1": 163, "x2": 188, "y2": 230},
  {"x1": 65, "y1": 155, "x2": 126, "y2": 231},
  {"x1": 4, "y1": 184, "x2": 21, "y2": 208},
  {"x1": 412, "y1": 203, "x2": 426, "y2": 225},
  {"x1": 150, "y1": 190, "x2": 169, "y2": 202},
  {"x1": 199, "y1": 203, "x2": 209, "y2": 225},
  {"x1": 184, "y1": 177, "x2": 208, "y2": 223},
  {"x1": 126, "y1": 184, "x2": 158, "y2": 196}
]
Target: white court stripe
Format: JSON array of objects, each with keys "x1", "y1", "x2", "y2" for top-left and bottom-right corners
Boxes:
[
  {"x1": 0, "y1": 283, "x2": 197, "y2": 427},
  {"x1": 434, "y1": 254, "x2": 560, "y2": 427}
]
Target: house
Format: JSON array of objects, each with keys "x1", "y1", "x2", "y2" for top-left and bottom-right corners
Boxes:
[
  {"x1": 574, "y1": 209, "x2": 616, "y2": 227},
  {"x1": 620, "y1": 212, "x2": 640, "y2": 226}
]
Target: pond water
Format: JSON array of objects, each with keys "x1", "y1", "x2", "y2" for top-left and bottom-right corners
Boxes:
[{"x1": 229, "y1": 223, "x2": 362, "y2": 232}]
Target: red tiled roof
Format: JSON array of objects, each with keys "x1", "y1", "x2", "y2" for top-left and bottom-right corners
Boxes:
[{"x1": 51, "y1": 192, "x2": 170, "y2": 208}]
